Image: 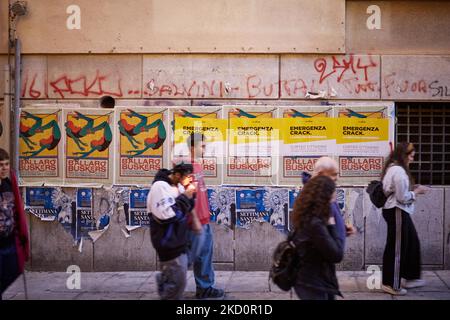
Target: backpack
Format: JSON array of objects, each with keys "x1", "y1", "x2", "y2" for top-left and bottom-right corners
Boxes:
[
  {"x1": 366, "y1": 180, "x2": 387, "y2": 208},
  {"x1": 269, "y1": 231, "x2": 300, "y2": 291}
]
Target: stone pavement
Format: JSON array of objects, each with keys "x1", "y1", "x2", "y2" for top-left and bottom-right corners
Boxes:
[{"x1": 3, "y1": 270, "x2": 450, "y2": 300}]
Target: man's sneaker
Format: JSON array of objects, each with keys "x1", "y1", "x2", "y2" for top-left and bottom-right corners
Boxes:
[
  {"x1": 381, "y1": 285, "x2": 407, "y2": 296},
  {"x1": 403, "y1": 279, "x2": 426, "y2": 289},
  {"x1": 196, "y1": 287, "x2": 225, "y2": 299}
]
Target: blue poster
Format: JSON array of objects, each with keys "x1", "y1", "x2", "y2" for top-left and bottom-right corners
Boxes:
[
  {"x1": 336, "y1": 188, "x2": 345, "y2": 211},
  {"x1": 52, "y1": 188, "x2": 76, "y2": 238},
  {"x1": 128, "y1": 189, "x2": 150, "y2": 227},
  {"x1": 263, "y1": 188, "x2": 289, "y2": 233},
  {"x1": 235, "y1": 189, "x2": 270, "y2": 229},
  {"x1": 207, "y1": 187, "x2": 235, "y2": 228},
  {"x1": 76, "y1": 188, "x2": 95, "y2": 240},
  {"x1": 288, "y1": 188, "x2": 300, "y2": 231},
  {"x1": 25, "y1": 187, "x2": 59, "y2": 221}
]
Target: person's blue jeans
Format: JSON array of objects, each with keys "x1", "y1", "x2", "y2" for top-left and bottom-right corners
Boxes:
[
  {"x1": 0, "y1": 242, "x2": 19, "y2": 300},
  {"x1": 188, "y1": 224, "x2": 215, "y2": 290}
]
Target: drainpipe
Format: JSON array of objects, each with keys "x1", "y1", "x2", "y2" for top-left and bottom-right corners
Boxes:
[
  {"x1": 13, "y1": 38, "x2": 21, "y2": 179},
  {"x1": 2, "y1": 64, "x2": 11, "y2": 150}
]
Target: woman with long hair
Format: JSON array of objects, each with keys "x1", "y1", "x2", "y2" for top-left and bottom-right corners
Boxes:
[
  {"x1": 380, "y1": 142, "x2": 429, "y2": 295},
  {"x1": 292, "y1": 175, "x2": 344, "y2": 300}
]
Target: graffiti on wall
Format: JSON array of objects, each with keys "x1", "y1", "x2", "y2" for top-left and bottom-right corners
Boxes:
[{"x1": 17, "y1": 55, "x2": 450, "y2": 100}]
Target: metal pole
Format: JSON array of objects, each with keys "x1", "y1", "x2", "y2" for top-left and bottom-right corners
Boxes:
[
  {"x1": 2, "y1": 64, "x2": 11, "y2": 150},
  {"x1": 13, "y1": 38, "x2": 21, "y2": 178},
  {"x1": 23, "y1": 271, "x2": 28, "y2": 300}
]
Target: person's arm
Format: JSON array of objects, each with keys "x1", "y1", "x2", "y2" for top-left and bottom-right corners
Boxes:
[
  {"x1": 392, "y1": 168, "x2": 416, "y2": 205},
  {"x1": 147, "y1": 182, "x2": 194, "y2": 220},
  {"x1": 190, "y1": 208, "x2": 202, "y2": 234},
  {"x1": 309, "y1": 218, "x2": 344, "y2": 263}
]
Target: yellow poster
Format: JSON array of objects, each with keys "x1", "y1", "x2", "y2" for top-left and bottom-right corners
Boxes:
[
  {"x1": 226, "y1": 107, "x2": 278, "y2": 180},
  {"x1": 171, "y1": 108, "x2": 224, "y2": 179},
  {"x1": 174, "y1": 117, "x2": 227, "y2": 147},
  {"x1": 19, "y1": 109, "x2": 62, "y2": 182},
  {"x1": 117, "y1": 108, "x2": 166, "y2": 182},
  {"x1": 335, "y1": 105, "x2": 393, "y2": 181},
  {"x1": 282, "y1": 117, "x2": 335, "y2": 144},
  {"x1": 279, "y1": 107, "x2": 335, "y2": 183},
  {"x1": 64, "y1": 109, "x2": 113, "y2": 184},
  {"x1": 336, "y1": 118, "x2": 389, "y2": 144},
  {"x1": 229, "y1": 118, "x2": 280, "y2": 146}
]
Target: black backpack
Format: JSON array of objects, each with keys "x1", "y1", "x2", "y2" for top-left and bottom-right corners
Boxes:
[
  {"x1": 366, "y1": 180, "x2": 387, "y2": 208},
  {"x1": 269, "y1": 231, "x2": 300, "y2": 291}
]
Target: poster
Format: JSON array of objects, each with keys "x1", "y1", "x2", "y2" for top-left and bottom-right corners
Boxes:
[
  {"x1": 334, "y1": 104, "x2": 394, "y2": 185},
  {"x1": 127, "y1": 189, "x2": 150, "y2": 227},
  {"x1": 25, "y1": 187, "x2": 59, "y2": 221},
  {"x1": 288, "y1": 188, "x2": 300, "y2": 231},
  {"x1": 115, "y1": 107, "x2": 168, "y2": 185},
  {"x1": 52, "y1": 188, "x2": 76, "y2": 238},
  {"x1": 280, "y1": 107, "x2": 334, "y2": 185},
  {"x1": 64, "y1": 109, "x2": 114, "y2": 186},
  {"x1": 263, "y1": 188, "x2": 289, "y2": 233},
  {"x1": 235, "y1": 189, "x2": 268, "y2": 229},
  {"x1": 19, "y1": 108, "x2": 64, "y2": 185},
  {"x1": 170, "y1": 107, "x2": 224, "y2": 185},
  {"x1": 75, "y1": 188, "x2": 96, "y2": 240},
  {"x1": 224, "y1": 106, "x2": 279, "y2": 185},
  {"x1": 207, "y1": 187, "x2": 235, "y2": 228}
]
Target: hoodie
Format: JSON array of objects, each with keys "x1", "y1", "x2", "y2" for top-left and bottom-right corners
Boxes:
[
  {"x1": 302, "y1": 172, "x2": 346, "y2": 249},
  {"x1": 147, "y1": 169, "x2": 195, "y2": 262}
]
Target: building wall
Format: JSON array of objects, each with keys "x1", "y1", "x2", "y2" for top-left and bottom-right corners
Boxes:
[
  {"x1": 26, "y1": 186, "x2": 450, "y2": 271},
  {"x1": 1, "y1": 0, "x2": 449, "y2": 271}
]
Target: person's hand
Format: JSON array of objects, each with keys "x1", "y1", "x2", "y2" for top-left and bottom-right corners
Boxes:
[
  {"x1": 184, "y1": 184, "x2": 196, "y2": 199},
  {"x1": 345, "y1": 224, "x2": 356, "y2": 236},
  {"x1": 327, "y1": 217, "x2": 336, "y2": 225},
  {"x1": 413, "y1": 185, "x2": 429, "y2": 195}
]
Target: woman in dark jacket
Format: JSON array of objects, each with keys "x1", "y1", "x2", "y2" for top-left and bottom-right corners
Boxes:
[{"x1": 292, "y1": 175, "x2": 344, "y2": 300}]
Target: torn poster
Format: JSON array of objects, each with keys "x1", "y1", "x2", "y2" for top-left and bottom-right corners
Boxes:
[
  {"x1": 88, "y1": 188, "x2": 115, "y2": 242},
  {"x1": 75, "y1": 188, "x2": 96, "y2": 240},
  {"x1": 52, "y1": 187, "x2": 76, "y2": 238},
  {"x1": 25, "y1": 187, "x2": 59, "y2": 221},
  {"x1": 127, "y1": 188, "x2": 150, "y2": 228}
]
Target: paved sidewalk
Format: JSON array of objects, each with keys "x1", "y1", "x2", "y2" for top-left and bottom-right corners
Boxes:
[{"x1": 3, "y1": 270, "x2": 450, "y2": 300}]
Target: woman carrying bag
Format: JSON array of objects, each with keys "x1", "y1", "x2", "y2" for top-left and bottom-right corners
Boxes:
[
  {"x1": 291, "y1": 175, "x2": 344, "y2": 300},
  {"x1": 380, "y1": 142, "x2": 428, "y2": 295}
]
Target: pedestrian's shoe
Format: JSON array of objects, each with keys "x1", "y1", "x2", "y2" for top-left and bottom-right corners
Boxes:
[
  {"x1": 381, "y1": 285, "x2": 407, "y2": 296},
  {"x1": 196, "y1": 286, "x2": 225, "y2": 299},
  {"x1": 403, "y1": 279, "x2": 426, "y2": 289}
]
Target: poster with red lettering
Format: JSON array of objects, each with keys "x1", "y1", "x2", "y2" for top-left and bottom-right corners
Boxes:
[
  {"x1": 115, "y1": 107, "x2": 169, "y2": 185},
  {"x1": 19, "y1": 108, "x2": 64, "y2": 186},
  {"x1": 279, "y1": 106, "x2": 334, "y2": 186},
  {"x1": 63, "y1": 109, "x2": 114, "y2": 186},
  {"x1": 334, "y1": 103, "x2": 395, "y2": 185},
  {"x1": 170, "y1": 107, "x2": 224, "y2": 185},
  {"x1": 224, "y1": 106, "x2": 279, "y2": 186}
]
